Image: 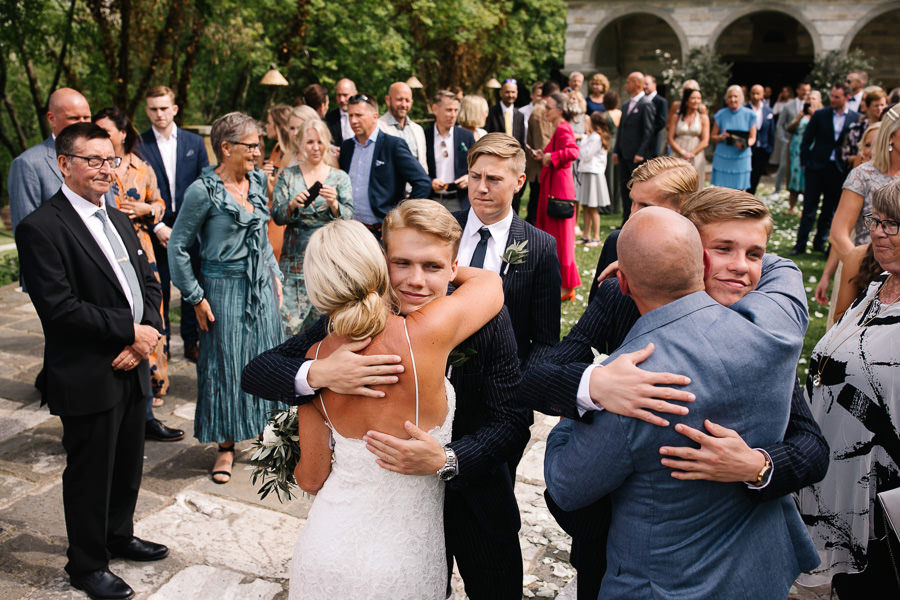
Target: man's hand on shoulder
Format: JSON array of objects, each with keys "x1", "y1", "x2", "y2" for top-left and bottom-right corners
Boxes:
[
  {"x1": 306, "y1": 338, "x2": 404, "y2": 398},
  {"x1": 363, "y1": 421, "x2": 446, "y2": 475},
  {"x1": 590, "y1": 343, "x2": 694, "y2": 426}
]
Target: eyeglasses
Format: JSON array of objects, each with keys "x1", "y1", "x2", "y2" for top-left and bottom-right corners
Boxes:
[
  {"x1": 229, "y1": 141, "x2": 261, "y2": 151},
  {"x1": 64, "y1": 154, "x2": 122, "y2": 169},
  {"x1": 440, "y1": 139, "x2": 448, "y2": 158},
  {"x1": 864, "y1": 214, "x2": 900, "y2": 236}
]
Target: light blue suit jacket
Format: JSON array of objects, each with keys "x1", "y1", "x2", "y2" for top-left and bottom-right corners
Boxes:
[
  {"x1": 545, "y1": 256, "x2": 818, "y2": 599},
  {"x1": 8, "y1": 136, "x2": 63, "y2": 231}
]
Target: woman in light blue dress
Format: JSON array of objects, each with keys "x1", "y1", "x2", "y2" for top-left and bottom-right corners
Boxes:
[
  {"x1": 272, "y1": 119, "x2": 353, "y2": 336},
  {"x1": 710, "y1": 85, "x2": 757, "y2": 190},
  {"x1": 169, "y1": 112, "x2": 286, "y2": 483}
]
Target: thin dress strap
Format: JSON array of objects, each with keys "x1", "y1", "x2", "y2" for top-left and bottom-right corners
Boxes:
[
  {"x1": 313, "y1": 342, "x2": 336, "y2": 430},
  {"x1": 403, "y1": 320, "x2": 419, "y2": 428}
]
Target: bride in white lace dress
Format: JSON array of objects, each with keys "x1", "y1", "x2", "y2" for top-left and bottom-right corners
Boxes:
[{"x1": 287, "y1": 218, "x2": 504, "y2": 599}]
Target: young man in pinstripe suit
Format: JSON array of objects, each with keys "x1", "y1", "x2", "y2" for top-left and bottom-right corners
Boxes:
[{"x1": 242, "y1": 200, "x2": 530, "y2": 599}]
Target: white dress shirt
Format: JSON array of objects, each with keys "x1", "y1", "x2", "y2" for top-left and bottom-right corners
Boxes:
[
  {"x1": 847, "y1": 92, "x2": 863, "y2": 114},
  {"x1": 61, "y1": 184, "x2": 136, "y2": 317},
  {"x1": 340, "y1": 110, "x2": 353, "y2": 141},
  {"x1": 152, "y1": 126, "x2": 178, "y2": 209},
  {"x1": 457, "y1": 207, "x2": 513, "y2": 274},
  {"x1": 433, "y1": 126, "x2": 455, "y2": 185},
  {"x1": 751, "y1": 102, "x2": 764, "y2": 129},
  {"x1": 830, "y1": 108, "x2": 848, "y2": 161}
]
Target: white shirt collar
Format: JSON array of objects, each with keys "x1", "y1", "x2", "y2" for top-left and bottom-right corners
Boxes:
[
  {"x1": 435, "y1": 125, "x2": 454, "y2": 141},
  {"x1": 631, "y1": 91, "x2": 645, "y2": 102},
  {"x1": 464, "y1": 207, "x2": 513, "y2": 249},
  {"x1": 152, "y1": 126, "x2": 177, "y2": 142},
  {"x1": 646, "y1": 91, "x2": 657, "y2": 100},
  {"x1": 61, "y1": 183, "x2": 104, "y2": 215}
]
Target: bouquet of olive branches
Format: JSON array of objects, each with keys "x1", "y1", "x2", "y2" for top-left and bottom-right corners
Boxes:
[{"x1": 246, "y1": 407, "x2": 302, "y2": 502}]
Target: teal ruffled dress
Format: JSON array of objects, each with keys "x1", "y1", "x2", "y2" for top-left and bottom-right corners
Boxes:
[{"x1": 169, "y1": 166, "x2": 286, "y2": 443}]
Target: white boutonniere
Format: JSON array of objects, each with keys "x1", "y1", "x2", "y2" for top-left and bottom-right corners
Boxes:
[
  {"x1": 590, "y1": 347, "x2": 609, "y2": 365},
  {"x1": 500, "y1": 239, "x2": 528, "y2": 275}
]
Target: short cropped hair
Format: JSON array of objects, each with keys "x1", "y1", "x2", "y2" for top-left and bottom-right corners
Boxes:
[
  {"x1": 56, "y1": 122, "x2": 110, "y2": 157},
  {"x1": 347, "y1": 92, "x2": 378, "y2": 112},
  {"x1": 725, "y1": 85, "x2": 744, "y2": 104},
  {"x1": 871, "y1": 178, "x2": 900, "y2": 222},
  {"x1": 382, "y1": 199, "x2": 463, "y2": 258},
  {"x1": 680, "y1": 187, "x2": 774, "y2": 239},
  {"x1": 146, "y1": 86, "x2": 175, "y2": 102},
  {"x1": 431, "y1": 90, "x2": 459, "y2": 106},
  {"x1": 863, "y1": 87, "x2": 887, "y2": 108},
  {"x1": 210, "y1": 111, "x2": 262, "y2": 163},
  {"x1": 627, "y1": 156, "x2": 698, "y2": 209},
  {"x1": 833, "y1": 82, "x2": 851, "y2": 98},
  {"x1": 467, "y1": 132, "x2": 526, "y2": 175}
]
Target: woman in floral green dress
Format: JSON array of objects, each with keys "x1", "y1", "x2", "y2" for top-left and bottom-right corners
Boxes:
[{"x1": 272, "y1": 119, "x2": 353, "y2": 335}]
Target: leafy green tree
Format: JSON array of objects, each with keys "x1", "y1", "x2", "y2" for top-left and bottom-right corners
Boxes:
[{"x1": 808, "y1": 49, "x2": 876, "y2": 96}]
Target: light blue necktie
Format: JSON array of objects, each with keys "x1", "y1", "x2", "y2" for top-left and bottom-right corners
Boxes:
[{"x1": 94, "y1": 209, "x2": 143, "y2": 323}]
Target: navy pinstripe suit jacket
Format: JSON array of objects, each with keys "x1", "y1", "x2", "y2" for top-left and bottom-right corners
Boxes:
[
  {"x1": 241, "y1": 306, "x2": 530, "y2": 535},
  {"x1": 454, "y1": 211, "x2": 561, "y2": 371}
]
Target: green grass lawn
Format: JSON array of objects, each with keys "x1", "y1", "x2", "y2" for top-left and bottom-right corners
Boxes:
[{"x1": 551, "y1": 182, "x2": 825, "y2": 382}]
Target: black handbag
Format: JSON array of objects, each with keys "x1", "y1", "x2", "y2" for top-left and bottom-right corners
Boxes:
[{"x1": 545, "y1": 132, "x2": 576, "y2": 220}]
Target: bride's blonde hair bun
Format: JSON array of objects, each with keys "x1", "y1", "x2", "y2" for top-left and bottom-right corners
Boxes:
[{"x1": 304, "y1": 220, "x2": 393, "y2": 340}]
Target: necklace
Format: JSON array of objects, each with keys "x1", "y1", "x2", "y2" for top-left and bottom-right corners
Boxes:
[{"x1": 813, "y1": 274, "x2": 898, "y2": 387}]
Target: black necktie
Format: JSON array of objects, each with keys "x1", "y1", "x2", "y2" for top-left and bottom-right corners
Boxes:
[{"x1": 469, "y1": 227, "x2": 491, "y2": 269}]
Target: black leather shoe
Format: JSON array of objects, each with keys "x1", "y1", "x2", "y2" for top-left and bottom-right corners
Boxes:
[
  {"x1": 145, "y1": 419, "x2": 185, "y2": 442},
  {"x1": 184, "y1": 343, "x2": 199, "y2": 363},
  {"x1": 109, "y1": 537, "x2": 169, "y2": 562},
  {"x1": 70, "y1": 568, "x2": 134, "y2": 599}
]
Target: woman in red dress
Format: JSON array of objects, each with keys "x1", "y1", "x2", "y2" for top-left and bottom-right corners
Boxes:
[{"x1": 535, "y1": 92, "x2": 582, "y2": 300}]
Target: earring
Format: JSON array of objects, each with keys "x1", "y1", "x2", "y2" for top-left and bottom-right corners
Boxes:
[{"x1": 890, "y1": 141, "x2": 894, "y2": 153}]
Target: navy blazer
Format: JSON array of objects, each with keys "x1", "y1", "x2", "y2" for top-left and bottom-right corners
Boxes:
[
  {"x1": 799, "y1": 107, "x2": 860, "y2": 172},
  {"x1": 424, "y1": 125, "x2": 476, "y2": 209},
  {"x1": 137, "y1": 128, "x2": 209, "y2": 226},
  {"x1": 746, "y1": 102, "x2": 776, "y2": 154},
  {"x1": 15, "y1": 192, "x2": 163, "y2": 416},
  {"x1": 338, "y1": 130, "x2": 431, "y2": 219},
  {"x1": 484, "y1": 104, "x2": 526, "y2": 150},
  {"x1": 241, "y1": 308, "x2": 531, "y2": 537},
  {"x1": 454, "y1": 210, "x2": 560, "y2": 370},
  {"x1": 613, "y1": 96, "x2": 656, "y2": 161}
]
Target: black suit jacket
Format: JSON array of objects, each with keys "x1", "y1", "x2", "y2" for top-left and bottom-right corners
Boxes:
[
  {"x1": 324, "y1": 108, "x2": 344, "y2": 146},
  {"x1": 338, "y1": 131, "x2": 431, "y2": 219},
  {"x1": 799, "y1": 107, "x2": 860, "y2": 173},
  {"x1": 484, "y1": 103, "x2": 526, "y2": 149},
  {"x1": 15, "y1": 191, "x2": 163, "y2": 416},
  {"x1": 613, "y1": 96, "x2": 656, "y2": 161},
  {"x1": 424, "y1": 125, "x2": 476, "y2": 208},
  {"x1": 648, "y1": 94, "x2": 669, "y2": 157},
  {"x1": 136, "y1": 128, "x2": 209, "y2": 226},
  {"x1": 241, "y1": 307, "x2": 530, "y2": 536},
  {"x1": 453, "y1": 211, "x2": 560, "y2": 370}
]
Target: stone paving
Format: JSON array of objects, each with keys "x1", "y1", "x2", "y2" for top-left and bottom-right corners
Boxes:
[{"x1": 0, "y1": 281, "x2": 831, "y2": 599}]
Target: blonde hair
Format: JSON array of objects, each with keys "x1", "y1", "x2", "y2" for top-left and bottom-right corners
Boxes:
[
  {"x1": 467, "y1": 132, "x2": 526, "y2": 175},
  {"x1": 458, "y1": 95, "x2": 489, "y2": 130},
  {"x1": 589, "y1": 73, "x2": 609, "y2": 93},
  {"x1": 303, "y1": 220, "x2": 393, "y2": 340},
  {"x1": 682, "y1": 79, "x2": 700, "y2": 92},
  {"x1": 291, "y1": 104, "x2": 320, "y2": 124},
  {"x1": 298, "y1": 118, "x2": 338, "y2": 167},
  {"x1": 627, "y1": 156, "x2": 698, "y2": 208},
  {"x1": 680, "y1": 187, "x2": 774, "y2": 238},
  {"x1": 859, "y1": 121, "x2": 881, "y2": 162},
  {"x1": 725, "y1": 85, "x2": 744, "y2": 104},
  {"x1": 872, "y1": 104, "x2": 900, "y2": 174},
  {"x1": 382, "y1": 199, "x2": 463, "y2": 258}
]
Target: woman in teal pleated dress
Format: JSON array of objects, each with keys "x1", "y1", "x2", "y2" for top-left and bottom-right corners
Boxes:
[
  {"x1": 272, "y1": 119, "x2": 353, "y2": 336},
  {"x1": 169, "y1": 112, "x2": 286, "y2": 484},
  {"x1": 710, "y1": 85, "x2": 757, "y2": 190}
]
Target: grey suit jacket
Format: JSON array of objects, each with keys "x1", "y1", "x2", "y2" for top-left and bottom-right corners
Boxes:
[
  {"x1": 545, "y1": 279, "x2": 818, "y2": 597},
  {"x1": 776, "y1": 98, "x2": 802, "y2": 144},
  {"x1": 8, "y1": 136, "x2": 64, "y2": 230}
]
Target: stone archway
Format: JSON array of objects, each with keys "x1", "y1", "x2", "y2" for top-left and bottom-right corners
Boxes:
[
  {"x1": 844, "y1": 6, "x2": 900, "y2": 90},
  {"x1": 588, "y1": 11, "x2": 683, "y2": 92},
  {"x1": 713, "y1": 9, "x2": 815, "y2": 92}
]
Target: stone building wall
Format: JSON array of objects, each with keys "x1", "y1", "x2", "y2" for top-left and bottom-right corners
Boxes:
[{"x1": 565, "y1": 1, "x2": 900, "y2": 89}]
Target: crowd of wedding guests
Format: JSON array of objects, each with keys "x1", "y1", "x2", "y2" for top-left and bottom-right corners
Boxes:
[{"x1": 7, "y1": 69, "x2": 900, "y2": 600}]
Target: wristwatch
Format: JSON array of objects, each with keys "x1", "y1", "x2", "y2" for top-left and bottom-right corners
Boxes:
[
  {"x1": 751, "y1": 453, "x2": 772, "y2": 487},
  {"x1": 436, "y1": 447, "x2": 458, "y2": 481}
]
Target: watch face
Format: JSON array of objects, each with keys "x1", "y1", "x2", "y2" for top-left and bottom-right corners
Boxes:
[{"x1": 438, "y1": 468, "x2": 455, "y2": 481}]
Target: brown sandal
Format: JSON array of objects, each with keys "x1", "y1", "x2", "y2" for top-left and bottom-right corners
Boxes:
[{"x1": 211, "y1": 444, "x2": 235, "y2": 484}]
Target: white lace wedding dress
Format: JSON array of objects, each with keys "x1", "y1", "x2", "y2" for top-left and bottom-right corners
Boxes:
[{"x1": 289, "y1": 323, "x2": 455, "y2": 599}]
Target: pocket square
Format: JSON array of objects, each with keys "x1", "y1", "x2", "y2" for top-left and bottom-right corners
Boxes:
[
  {"x1": 375, "y1": 159, "x2": 385, "y2": 167},
  {"x1": 186, "y1": 149, "x2": 195, "y2": 157}
]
